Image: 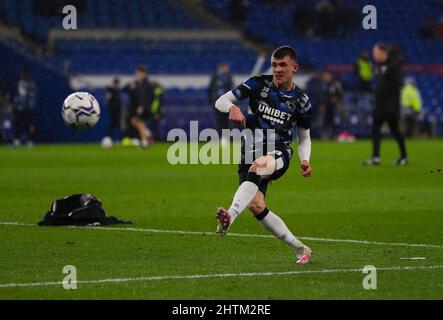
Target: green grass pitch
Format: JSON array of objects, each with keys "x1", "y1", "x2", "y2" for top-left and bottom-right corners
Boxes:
[{"x1": 0, "y1": 140, "x2": 442, "y2": 299}]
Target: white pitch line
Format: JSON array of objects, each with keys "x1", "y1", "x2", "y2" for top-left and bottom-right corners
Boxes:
[
  {"x1": 0, "y1": 265, "x2": 442, "y2": 289},
  {"x1": 1, "y1": 221, "x2": 443, "y2": 249}
]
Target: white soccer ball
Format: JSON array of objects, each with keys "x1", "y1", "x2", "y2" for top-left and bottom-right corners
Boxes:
[
  {"x1": 62, "y1": 92, "x2": 100, "y2": 130},
  {"x1": 101, "y1": 136, "x2": 113, "y2": 149}
]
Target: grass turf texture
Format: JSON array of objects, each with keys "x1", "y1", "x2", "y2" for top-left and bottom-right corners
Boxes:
[{"x1": 0, "y1": 140, "x2": 442, "y2": 299}]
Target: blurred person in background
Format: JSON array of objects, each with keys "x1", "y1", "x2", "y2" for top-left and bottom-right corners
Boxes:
[
  {"x1": 13, "y1": 69, "x2": 36, "y2": 147},
  {"x1": 208, "y1": 61, "x2": 233, "y2": 146},
  {"x1": 122, "y1": 76, "x2": 138, "y2": 146},
  {"x1": 0, "y1": 79, "x2": 7, "y2": 111},
  {"x1": 401, "y1": 76, "x2": 422, "y2": 138},
  {"x1": 354, "y1": 50, "x2": 373, "y2": 94},
  {"x1": 105, "y1": 78, "x2": 122, "y2": 141},
  {"x1": 148, "y1": 80, "x2": 164, "y2": 142},
  {"x1": 0, "y1": 80, "x2": 14, "y2": 144},
  {"x1": 320, "y1": 71, "x2": 343, "y2": 140},
  {"x1": 123, "y1": 65, "x2": 154, "y2": 148},
  {"x1": 363, "y1": 43, "x2": 407, "y2": 166},
  {"x1": 131, "y1": 65, "x2": 154, "y2": 148}
]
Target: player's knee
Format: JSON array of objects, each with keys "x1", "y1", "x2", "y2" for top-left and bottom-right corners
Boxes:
[
  {"x1": 249, "y1": 156, "x2": 276, "y2": 177},
  {"x1": 248, "y1": 200, "x2": 266, "y2": 215}
]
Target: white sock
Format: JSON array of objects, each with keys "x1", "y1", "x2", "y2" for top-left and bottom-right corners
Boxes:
[
  {"x1": 258, "y1": 209, "x2": 302, "y2": 249},
  {"x1": 227, "y1": 181, "x2": 258, "y2": 222}
]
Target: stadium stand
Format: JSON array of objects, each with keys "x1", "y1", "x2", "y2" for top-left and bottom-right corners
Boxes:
[
  {"x1": 0, "y1": 0, "x2": 202, "y2": 41},
  {"x1": 53, "y1": 39, "x2": 257, "y2": 74},
  {"x1": 1, "y1": 0, "x2": 443, "y2": 142}
]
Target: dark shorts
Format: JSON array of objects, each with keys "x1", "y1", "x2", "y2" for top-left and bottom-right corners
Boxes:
[{"x1": 238, "y1": 147, "x2": 292, "y2": 196}]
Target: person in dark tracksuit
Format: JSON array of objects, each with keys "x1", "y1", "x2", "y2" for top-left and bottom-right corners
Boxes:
[
  {"x1": 320, "y1": 71, "x2": 343, "y2": 140},
  {"x1": 105, "y1": 78, "x2": 122, "y2": 139},
  {"x1": 363, "y1": 43, "x2": 408, "y2": 166},
  {"x1": 13, "y1": 69, "x2": 36, "y2": 147},
  {"x1": 123, "y1": 65, "x2": 154, "y2": 148}
]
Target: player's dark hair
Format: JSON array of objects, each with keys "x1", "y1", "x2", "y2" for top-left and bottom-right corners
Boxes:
[
  {"x1": 375, "y1": 43, "x2": 405, "y2": 64},
  {"x1": 374, "y1": 43, "x2": 388, "y2": 52},
  {"x1": 136, "y1": 65, "x2": 147, "y2": 73},
  {"x1": 272, "y1": 45, "x2": 297, "y2": 62}
]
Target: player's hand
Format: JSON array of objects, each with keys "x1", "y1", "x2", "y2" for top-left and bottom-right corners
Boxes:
[
  {"x1": 136, "y1": 106, "x2": 143, "y2": 115},
  {"x1": 229, "y1": 105, "x2": 246, "y2": 127},
  {"x1": 301, "y1": 160, "x2": 312, "y2": 177}
]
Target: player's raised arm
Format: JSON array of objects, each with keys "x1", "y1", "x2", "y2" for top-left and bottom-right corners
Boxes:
[
  {"x1": 215, "y1": 75, "x2": 262, "y2": 127},
  {"x1": 297, "y1": 127, "x2": 312, "y2": 177},
  {"x1": 215, "y1": 91, "x2": 245, "y2": 127}
]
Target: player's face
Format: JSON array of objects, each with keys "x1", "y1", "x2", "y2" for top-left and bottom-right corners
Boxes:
[
  {"x1": 271, "y1": 56, "x2": 299, "y2": 88},
  {"x1": 322, "y1": 72, "x2": 332, "y2": 83},
  {"x1": 373, "y1": 46, "x2": 388, "y2": 63},
  {"x1": 135, "y1": 70, "x2": 146, "y2": 81}
]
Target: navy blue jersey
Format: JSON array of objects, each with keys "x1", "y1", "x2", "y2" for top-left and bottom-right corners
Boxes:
[{"x1": 232, "y1": 75, "x2": 312, "y2": 158}]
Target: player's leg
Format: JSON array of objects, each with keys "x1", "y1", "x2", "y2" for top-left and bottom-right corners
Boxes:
[
  {"x1": 13, "y1": 110, "x2": 24, "y2": 146},
  {"x1": 25, "y1": 110, "x2": 35, "y2": 146},
  {"x1": 249, "y1": 153, "x2": 313, "y2": 263},
  {"x1": 131, "y1": 116, "x2": 152, "y2": 148},
  {"x1": 108, "y1": 113, "x2": 116, "y2": 138},
  {"x1": 144, "y1": 117, "x2": 154, "y2": 145},
  {"x1": 372, "y1": 116, "x2": 383, "y2": 158},
  {"x1": 387, "y1": 117, "x2": 408, "y2": 164},
  {"x1": 229, "y1": 154, "x2": 275, "y2": 217},
  {"x1": 364, "y1": 115, "x2": 382, "y2": 165},
  {"x1": 130, "y1": 117, "x2": 143, "y2": 145},
  {"x1": 216, "y1": 155, "x2": 276, "y2": 236},
  {"x1": 247, "y1": 184, "x2": 312, "y2": 264}
]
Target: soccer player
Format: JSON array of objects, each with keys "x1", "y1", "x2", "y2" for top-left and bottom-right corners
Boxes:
[
  {"x1": 105, "y1": 78, "x2": 122, "y2": 140},
  {"x1": 363, "y1": 43, "x2": 407, "y2": 165},
  {"x1": 127, "y1": 65, "x2": 154, "y2": 148},
  {"x1": 214, "y1": 46, "x2": 313, "y2": 265}
]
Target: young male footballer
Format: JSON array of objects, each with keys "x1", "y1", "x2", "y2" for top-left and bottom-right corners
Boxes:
[{"x1": 214, "y1": 46, "x2": 313, "y2": 265}]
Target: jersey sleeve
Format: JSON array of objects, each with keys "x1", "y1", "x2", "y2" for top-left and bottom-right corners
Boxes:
[
  {"x1": 231, "y1": 76, "x2": 261, "y2": 100},
  {"x1": 295, "y1": 92, "x2": 313, "y2": 129}
]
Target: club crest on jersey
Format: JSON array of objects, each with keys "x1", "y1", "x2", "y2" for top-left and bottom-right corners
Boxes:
[
  {"x1": 284, "y1": 100, "x2": 297, "y2": 111},
  {"x1": 260, "y1": 86, "x2": 270, "y2": 98}
]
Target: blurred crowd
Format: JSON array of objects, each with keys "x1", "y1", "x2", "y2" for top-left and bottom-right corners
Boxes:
[
  {"x1": 292, "y1": 0, "x2": 358, "y2": 39},
  {"x1": 102, "y1": 65, "x2": 164, "y2": 148},
  {"x1": 227, "y1": 0, "x2": 358, "y2": 39},
  {"x1": 306, "y1": 45, "x2": 430, "y2": 141},
  {"x1": 0, "y1": 69, "x2": 36, "y2": 146},
  {"x1": 421, "y1": 8, "x2": 443, "y2": 39}
]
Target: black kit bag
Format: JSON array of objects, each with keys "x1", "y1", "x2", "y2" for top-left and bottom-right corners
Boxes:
[{"x1": 38, "y1": 193, "x2": 132, "y2": 226}]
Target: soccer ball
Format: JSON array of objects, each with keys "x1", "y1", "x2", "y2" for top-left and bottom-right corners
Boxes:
[
  {"x1": 62, "y1": 92, "x2": 100, "y2": 130},
  {"x1": 100, "y1": 136, "x2": 113, "y2": 149}
]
